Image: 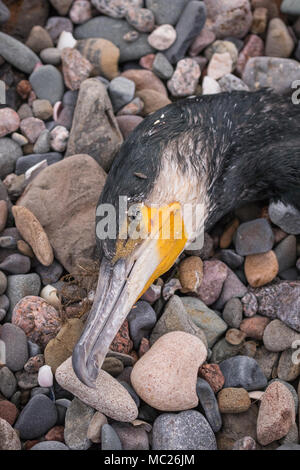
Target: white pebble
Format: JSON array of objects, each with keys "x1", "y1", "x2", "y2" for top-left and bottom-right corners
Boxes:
[
  {"x1": 57, "y1": 31, "x2": 77, "y2": 51},
  {"x1": 202, "y1": 76, "x2": 221, "y2": 95},
  {"x1": 40, "y1": 284, "x2": 61, "y2": 308},
  {"x1": 38, "y1": 365, "x2": 53, "y2": 387}
]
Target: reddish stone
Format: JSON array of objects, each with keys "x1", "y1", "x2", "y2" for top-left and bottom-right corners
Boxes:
[
  {"x1": 236, "y1": 34, "x2": 264, "y2": 76},
  {"x1": 12, "y1": 296, "x2": 62, "y2": 348},
  {"x1": 0, "y1": 400, "x2": 18, "y2": 426},
  {"x1": 16, "y1": 80, "x2": 32, "y2": 100},
  {"x1": 110, "y1": 319, "x2": 133, "y2": 355},
  {"x1": 116, "y1": 115, "x2": 143, "y2": 140},
  {"x1": 198, "y1": 363, "x2": 225, "y2": 393},
  {"x1": 138, "y1": 337, "x2": 150, "y2": 357},
  {"x1": 45, "y1": 425, "x2": 65, "y2": 442},
  {"x1": 240, "y1": 315, "x2": 270, "y2": 340},
  {"x1": 24, "y1": 440, "x2": 40, "y2": 450},
  {"x1": 139, "y1": 53, "x2": 155, "y2": 70}
]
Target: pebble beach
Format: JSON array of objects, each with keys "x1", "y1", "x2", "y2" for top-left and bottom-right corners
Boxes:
[{"x1": 1, "y1": 0, "x2": 300, "y2": 452}]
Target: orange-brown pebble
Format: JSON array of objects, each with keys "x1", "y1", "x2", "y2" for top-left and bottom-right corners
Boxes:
[
  {"x1": 45, "y1": 425, "x2": 65, "y2": 442},
  {"x1": 16, "y1": 80, "x2": 32, "y2": 100},
  {"x1": 12, "y1": 205, "x2": 54, "y2": 266},
  {"x1": 179, "y1": 256, "x2": 203, "y2": 293},
  {"x1": 218, "y1": 387, "x2": 251, "y2": 413},
  {"x1": 220, "y1": 218, "x2": 239, "y2": 249},
  {"x1": 244, "y1": 250, "x2": 279, "y2": 287},
  {"x1": 198, "y1": 363, "x2": 225, "y2": 393},
  {"x1": 240, "y1": 315, "x2": 270, "y2": 340}
]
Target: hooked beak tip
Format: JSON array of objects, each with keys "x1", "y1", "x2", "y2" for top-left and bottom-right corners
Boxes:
[{"x1": 72, "y1": 342, "x2": 98, "y2": 389}]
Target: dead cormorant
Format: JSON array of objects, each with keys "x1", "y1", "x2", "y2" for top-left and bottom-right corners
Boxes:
[{"x1": 72, "y1": 89, "x2": 300, "y2": 387}]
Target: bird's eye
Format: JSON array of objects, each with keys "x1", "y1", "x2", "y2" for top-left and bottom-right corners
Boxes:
[{"x1": 128, "y1": 205, "x2": 142, "y2": 223}]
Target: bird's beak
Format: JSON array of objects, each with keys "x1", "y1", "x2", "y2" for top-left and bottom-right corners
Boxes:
[{"x1": 72, "y1": 202, "x2": 188, "y2": 387}]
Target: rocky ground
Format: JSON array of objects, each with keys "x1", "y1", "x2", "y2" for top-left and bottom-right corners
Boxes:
[{"x1": 0, "y1": 0, "x2": 300, "y2": 452}]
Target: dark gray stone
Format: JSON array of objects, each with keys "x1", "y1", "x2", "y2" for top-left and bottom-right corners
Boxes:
[
  {"x1": 0, "y1": 323, "x2": 28, "y2": 372},
  {"x1": 222, "y1": 297, "x2": 243, "y2": 328},
  {"x1": 0, "y1": 254, "x2": 31, "y2": 274},
  {"x1": 31, "y1": 387, "x2": 50, "y2": 398},
  {"x1": 55, "y1": 398, "x2": 71, "y2": 425},
  {"x1": 211, "y1": 337, "x2": 242, "y2": 363},
  {"x1": 0, "y1": 366, "x2": 17, "y2": 398},
  {"x1": 108, "y1": 77, "x2": 135, "y2": 113},
  {"x1": 218, "y1": 249, "x2": 244, "y2": 270},
  {"x1": 30, "y1": 65, "x2": 64, "y2": 105},
  {"x1": 146, "y1": 0, "x2": 189, "y2": 25},
  {"x1": 269, "y1": 201, "x2": 300, "y2": 235},
  {"x1": 74, "y1": 17, "x2": 154, "y2": 62},
  {"x1": 152, "y1": 53, "x2": 174, "y2": 80},
  {"x1": 280, "y1": 268, "x2": 298, "y2": 280},
  {"x1": 28, "y1": 341, "x2": 42, "y2": 357},
  {"x1": 119, "y1": 381, "x2": 140, "y2": 408},
  {"x1": 31, "y1": 441, "x2": 69, "y2": 450},
  {"x1": 35, "y1": 260, "x2": 64, "y2": 286},
  {"x1": 101, "y1": 424, "x2": 122, "y2": 450},
  {"x1": 0, "y1": 1, "x2": 10, "y2": 24},
  {"x1": 165, "y1": 1, "x2": 207, "y2": 64},
  {"x1": 274, "y1": 235, "x2": 297, "y2": 273},
  {"x1": 234, "y1": 218, "x2": 274, "y2": 256},
  {"x1": 0, "y1": 32, "x2": 40, "y2": 74},
  {"x1": 127, "y1": 300, "x2": 156, "y2": 349},
  {"x1": 33, "y1": 130, "x2": 51, "y2": 154},
  {"x1": 196, "y1": 378, "x2": 222, "y2": 432},
  {"x1": 6, "y1": 273, "x2": 41, "y2": 320},
  {"x1": 15, "y1": 394, "x2": 58, "y2": 440},
  {"x1": 152, "y1": 410, "x2": 217, "y2": 450},
  {"x1": 64, "y1": 398, "x2": 94, "y2": 450},
  {"x1": 0, "y1": 138, "x2": 23, "y2": 180},
  {"x1": 220, "y1": 355, "x2": 267, "y2": 391}
]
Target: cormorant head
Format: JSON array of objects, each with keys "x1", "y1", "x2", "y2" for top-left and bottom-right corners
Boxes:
[{"x1": 72, "y1": 99, "x2": 208, "y2": 387}]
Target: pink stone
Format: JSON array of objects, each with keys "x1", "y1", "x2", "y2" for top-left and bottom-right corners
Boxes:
[
  {"x1": 189, "y1": 28, "x2": 216, "y2": 56},
  {"x1": 139, "y1": 53, "x2": 155, "y2": 70},
  {"x1": 131, "y1": 331, "x2": 207, "y2": 411},
  {"x1": 69, "y1": 0, "x2": 92, "y2": 24},
  {"x1": 126, "y1": 7, "x2": 155, "y2": 33},
  {"x1": 167, "y1": 58, "x2": 201, "y2": 97},
  {"x1": 205, "y1": 0, "x2": 253, "y2": 39},
  {"x1": 116, "y1": 115, "x2": 144, "y2": 139},
  {"x1": 197, "y1": 260, "x2": 228, "y2": 305},
  {"x1": 12, "y1": 296, "x2": 62, "y2": 348},
  {"x1": 50, "y1": 125, "x2": 69, "y2": 152},
  {"x1": 61, "y1": 48, "x2": 93, "y2": 91},
  {"x1": 0, "y1": 108, "x2": 20, "y2": 138},
  {"x1": 148, "y1": 24, "x2": 177, "y2": 51},
  {"x1": 20, "y1": 117, "x2": 46, "y2": 144},
  {"x1": 257, "y1": 381, "x2": 295, "y2": 446},
  {"x1": 207, "y1": 52, "x2": 233, "y2": 80},
  {"x1": 236, "y1": 34, "x2": 264, "y2": 75}
]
